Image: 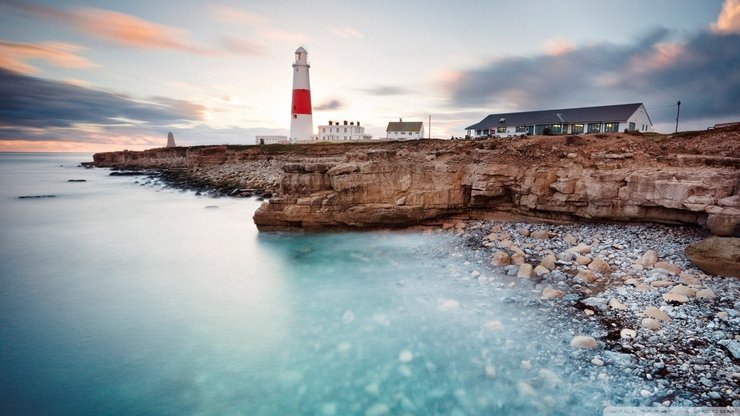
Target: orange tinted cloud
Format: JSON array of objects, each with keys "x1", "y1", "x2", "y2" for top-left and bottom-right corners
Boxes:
[
  {"x1": 713, "y1": 0, "x2": 740, "y2": 33},
  {"x1": 0, "y1": 41, "x2": 97, "y2": 74},
  {"x1": 8, "y1": 2, "x2": 211, "y2": 53}
]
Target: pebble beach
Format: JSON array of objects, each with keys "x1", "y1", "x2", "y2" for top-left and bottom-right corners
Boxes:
[{"x1": 440, "y1": 219, "x2": 739, "y2": 408}]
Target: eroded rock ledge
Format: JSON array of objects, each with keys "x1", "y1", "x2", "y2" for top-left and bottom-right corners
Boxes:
[{"x1": 93, "y1": 128, "x2": 740, "y2": 235}]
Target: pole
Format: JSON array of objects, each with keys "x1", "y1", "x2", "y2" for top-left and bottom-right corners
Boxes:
[
  {"x1": 428, "y1": 115, "x2": 431, "y2": 139},
  {"x1": 675, "y1": 100, "x2": 681, "y2": 133}
]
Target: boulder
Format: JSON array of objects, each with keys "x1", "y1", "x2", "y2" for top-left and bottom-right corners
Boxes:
[
  {"x1": 644, "y1": 306, "x2": 670, "y2": 321},
  {"x1": 539, "y1": 254, "x2": 557, "y2": 271},
  {"x1": 533, "y1": 265, "x2": 550, "y2": 276},
  {"x1": 668, "y1": 284, "x2": 697, "y2": 297},
  {"x1": 570, "y1": 335, "x2": 598, "y2": 350},
  {"x1": 696, "y1": 288, "x2": 716, "y2": 299},
  {"x1": 588, "y1": 256, "x2": 611, "y2": 273},
  {"x1": 635, "y1": 250, "x2": 658, "y2": 267},
  {"x1": 566, "y1": 244, "x2": 592, "y2": 254},
  {"x1": 654, "y1": 261, "x2": 681, "y2": 275},
  {"x1": 541, "y1": 287, "x2": 564, "y2": 300},
  {"x1": 641, "y1": 317, "x2": 662, "y2": 330},
  {"x1": 685, "y1": 237, "x2": 740, "y2": 277},
  {"x1": 491, "y1": 251, "x2": 511, "y2": 266},
  {"x1": 662, "y1": 293, "x2": 689, "y2": 303},
  {"x1": 531, "y1": 230, "x2": 549, "y2": 240},
  {"x1": 511, "y1": 252, "x2": 526, "y2": 265},
  {"x1": 517, "y1": 263, "x2": 533, "y2": 278},
  {"x1": 575, "y1": 270, "x2": 597, "y2": 284}
]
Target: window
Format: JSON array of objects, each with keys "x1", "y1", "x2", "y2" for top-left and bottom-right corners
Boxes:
[
  {"x1": 476, "y1": 130, "x2": 482, "y2": 135},
  {"x1": 629, "y1": 122, "x2": 636, "y2": 131},
  {"x1": 515, "y1": 126, "x2": 527, "y2": 133},
  {"x1": 550, "y1": 124, "x2": 562, "y2": 134},
  {"x1": 322, "y1": 128, "x2": 326, "y2": 132},
  {"x1": 497, "y1": 126, "x2": 506, "y2": 133},
  {"x1": 344, "y1": 128, "x2": 347, "y2": 132},
  {"x1": 572, "y1": 123, "x2": 584, "y2": 134},
  {"x1": 587, "y1": 123, "x2": 601, "y2": 133},
  {"x1": 604, "y1": 122, "x2": 619, "y2": 132}
]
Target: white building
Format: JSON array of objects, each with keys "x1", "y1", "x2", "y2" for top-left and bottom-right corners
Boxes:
[
  {"x1": 465, "y1": 103, "x2": 653, "y2": 138},
  {"x1": 256, "y1": 135, "x2": 289, "y2": 145},
  {"x1": 386, "y1": 119, "x2": 424, "y2": 140},
  {"x1": 318, "y1": 120, "x2": 372, "y2": 141}
]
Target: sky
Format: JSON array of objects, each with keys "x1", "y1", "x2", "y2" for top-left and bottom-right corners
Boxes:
[{"x1": 0, "y1": 0, "x2": 738, "y2": 152}]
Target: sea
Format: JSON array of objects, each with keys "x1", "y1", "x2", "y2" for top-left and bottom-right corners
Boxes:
[{"x1": 0, "y1": 152, "x2": 641, "y2": 415}]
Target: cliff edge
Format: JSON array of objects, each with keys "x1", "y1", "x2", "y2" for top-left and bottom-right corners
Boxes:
[{"x1": 93, "y1": 127, "x2": 740, "y2": 235}]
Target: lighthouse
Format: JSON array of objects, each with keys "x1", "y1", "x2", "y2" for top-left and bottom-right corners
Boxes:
[{"x1": 289, "y1": 47, "x2": 313, "y2": 143}]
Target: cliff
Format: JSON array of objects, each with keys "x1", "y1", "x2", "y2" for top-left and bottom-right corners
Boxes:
[{"x1": 93, "y1": 127, "x2": 740, "y2": 235}]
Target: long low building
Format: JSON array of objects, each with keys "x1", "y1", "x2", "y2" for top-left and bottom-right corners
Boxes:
[{"x1": 465, "y1": 103, "x2": 652, "y2": 138}]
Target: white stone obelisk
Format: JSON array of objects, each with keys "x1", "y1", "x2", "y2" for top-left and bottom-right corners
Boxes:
[
  {"x1": 166, "y1": 131, "x2": 176, "y2": 147},
  {"x1": 289, "y1": 47, "x2": 313, "y2": 143}
]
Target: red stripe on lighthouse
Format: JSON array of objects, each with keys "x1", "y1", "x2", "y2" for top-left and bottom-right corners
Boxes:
[{"x1": 291, "y1": 89, "x2": 312, "y2": 115}]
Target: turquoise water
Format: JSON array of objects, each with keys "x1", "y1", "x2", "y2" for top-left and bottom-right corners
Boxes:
[{"x1": 0, "y1": 153, "x2": 630, "y2": 415}]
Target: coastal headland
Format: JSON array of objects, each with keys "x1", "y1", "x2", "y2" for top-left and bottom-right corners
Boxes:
[{"x1": 93, "y1": 127, "x2": 739, "y2": 237}]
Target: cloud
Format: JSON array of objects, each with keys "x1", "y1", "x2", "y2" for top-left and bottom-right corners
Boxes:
[
  {"x1": 0, "y1": 41, "x2": 97, "y2": 74},
  {"x1": 445, "y1": 29, "x2": 740, "y2": 125},
  {"x1": 329, "y1": 27, "x2": 364, "y2": 39},
  {"x1": 0, "y1": 67, "x2": 205, "y2": 131},
  {"x1": 211, "y1": 5, "x2": 269, "y2": 26},
  {"x1": 361, "y1": 85, "x2": 411, "y2": 96},
  {"x1": 543, "y1": 37, "x2": 574, "y2": 56},
  {"x1": 314, "y1": 99, "x2": 344, "y2": 111},
  {"x1": 6, "y1": 2, "x2": 211, "y2": 53},
  {"x1": 713, "y1": 0, "x2": 740, "y2": 33},
  {"x1": 220, "y1": 36, "x2": 270, "y2": 57}
]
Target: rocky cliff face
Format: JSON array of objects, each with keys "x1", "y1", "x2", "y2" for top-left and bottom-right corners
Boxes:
[
  {"x1": 93, "y1": 128, "x2": 740, "y2": 236},
  {"x1": 253, "y1": 129, "x2": 739, "y2": 235}
]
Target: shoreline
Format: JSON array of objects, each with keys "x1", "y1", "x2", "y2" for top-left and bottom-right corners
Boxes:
[{"x1": 446, "y1": 218, "x2": 739, "y2": 407}]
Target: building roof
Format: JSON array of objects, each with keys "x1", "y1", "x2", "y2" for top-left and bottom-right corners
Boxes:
[
  {"x1": 387, "y1": 121, "x2": 423, "y2": 132},
  {"x1": 465, "y1": 103, "x2": 648, "y2": 130}
]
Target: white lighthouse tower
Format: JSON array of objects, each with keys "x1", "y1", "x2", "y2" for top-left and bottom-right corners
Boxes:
[{"x1": 289, "y1": 47, "x2": 313, "y2": 143}]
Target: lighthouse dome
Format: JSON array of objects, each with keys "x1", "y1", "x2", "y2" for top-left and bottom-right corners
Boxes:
[{"x1": 295, "y1": 46, "x2": 307, "y2": 54}]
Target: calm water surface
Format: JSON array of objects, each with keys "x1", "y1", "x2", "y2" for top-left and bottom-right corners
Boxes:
[{"x1": 0, "y1": 153, "x2": 632, "y2": 415}]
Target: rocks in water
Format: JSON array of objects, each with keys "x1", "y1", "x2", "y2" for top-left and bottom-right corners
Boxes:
[
  {"x1": 364, "y1": 403, "x2": 389, "y2": 416},
  {"x1": 641, "y1": 317, "x2": 662, "y2": 330},
  {"x1": 541, "y1": 287, "x2": 564, "y2": 300},
  {"x1": 398, "y1": 350, "x2": 413, "y2": 363},
  {"x1": 570, "y1": 335, "x2": 598, "y2": 349},
  {"x1": 620, "y1": 328, "x2": 637, "y2": 339},
  {"x1": 608, "y1": 298, "x2": 628, "y2": 310},
  {"x1": 491, "y1": 251, "x2": 511, "y2": 266},
  {"x1": 685, "y1": 237, "x2": 740, "y2": 277},
  {"x1": 517, "y1": 263, "x2": 533, "y2": 278}
]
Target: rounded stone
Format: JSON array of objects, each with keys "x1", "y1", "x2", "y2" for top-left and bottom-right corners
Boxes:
[{"x1": 570, "y1": 335, "x2": 598, "y2": 350}]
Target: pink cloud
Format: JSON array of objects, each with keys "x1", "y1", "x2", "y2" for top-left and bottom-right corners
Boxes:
[
  {"x1": 543, "y1": 37, "x2": 575, "y2": 56},
  {"x1": 8, "y1": 2, "x2": 212, "y2": 53},
  {"x1": 0, "y1": 41, "x2": 97, "y2": 74},
  {"x1": 713, "y1": 0, "x2": 740, "y2": 33},
  {"x1": 211, "y1": 5, "x2": 269, "y2": 26}
]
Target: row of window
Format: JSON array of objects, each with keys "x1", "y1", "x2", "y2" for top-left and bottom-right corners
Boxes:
[
  {"x1": 476, "y1": 122, "x2": 623, "y2": 135},
  {"x1": 322, "y1": 127, "x2": 361, "y2": 133}
]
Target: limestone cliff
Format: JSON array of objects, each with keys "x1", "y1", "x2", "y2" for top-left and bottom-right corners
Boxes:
[{"x1": 93, "y1": 128, "x2": 740, "y2": 235}]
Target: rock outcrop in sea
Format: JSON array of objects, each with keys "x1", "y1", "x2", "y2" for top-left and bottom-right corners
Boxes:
[{"x1": 92, "y1": 127, "x2": 740, "y2": 236}]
